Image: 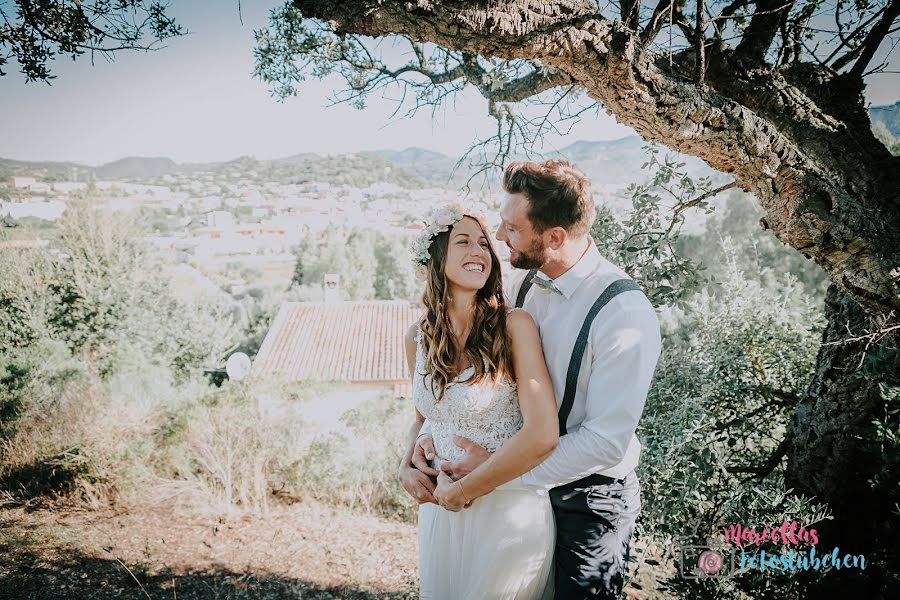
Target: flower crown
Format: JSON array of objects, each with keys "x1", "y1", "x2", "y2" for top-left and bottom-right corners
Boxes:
[{"x1": 409, "y1": 202, "x2": 483, "y2": 266}]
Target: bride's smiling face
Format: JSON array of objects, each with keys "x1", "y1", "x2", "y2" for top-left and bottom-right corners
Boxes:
[{"x1": 443, "y1": 216, "x2": 493, "y2": 291}]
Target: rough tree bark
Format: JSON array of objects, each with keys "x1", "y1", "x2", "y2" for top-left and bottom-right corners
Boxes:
[{"x1": 786, "y1": 285, "x2": 898, "y2": 593}]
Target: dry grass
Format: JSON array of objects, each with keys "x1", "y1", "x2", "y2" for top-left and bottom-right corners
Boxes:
[
  {"x1": 0, "y1": 500, "x2": 419, "y2": 599},
  {"x1": 0, "y1": 500, "x2": 676, "y2": 600}
]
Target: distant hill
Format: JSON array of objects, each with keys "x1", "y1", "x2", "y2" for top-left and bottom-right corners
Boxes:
[
  {"x1": 9, "y1": 103, "x2": 900, "y2": 190},
  {"x1": 369, "y1": 136, "x2": 720, "y2": 188},
  {"x1": 0, "y1": 158, "x2": 88, "y2": 181},
  {"x1": 551, "y1": 136, "x2": 645, "y2": 162},
  {"x1": 370, "y1": 148, "x2": 460, "y2": 186},
  {"x1": 259, "y1": 152, "x2": 423, "y2": 187},
  {"x1": 0, "y1": 153, "x2": 425, "y2": 189},
  {"x1": 372, "y1": 147, "x2": 451, "y2": 166},
  {"x1": 1, "y1": 135, "x2": 723, "y2": 191},
  {"x1": 95, "y1": 156, "x2": 179, "y2": 179},
  {"x1": 870, "y1": 101, "x2": 900, "y2": 136},
  {"x1": 547, "y1": 136, "x2": 721, "y2": 186}
]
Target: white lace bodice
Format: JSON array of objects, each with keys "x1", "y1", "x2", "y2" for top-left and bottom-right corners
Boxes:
[{"x1": 413, "y1": 328, "x2": 523, "y2": 463}]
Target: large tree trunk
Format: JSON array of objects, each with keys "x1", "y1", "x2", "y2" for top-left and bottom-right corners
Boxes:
[{"x1": 786, "y1": 285, "x2": 899, "y2": 595}]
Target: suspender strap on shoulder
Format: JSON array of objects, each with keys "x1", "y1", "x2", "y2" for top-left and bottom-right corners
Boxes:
[
  {"x1": 515, "y1": 269, "x2": 538, "y2": 309},
  {"x1": 557, "y1": 279, "x2": 643, "y2": 435}
]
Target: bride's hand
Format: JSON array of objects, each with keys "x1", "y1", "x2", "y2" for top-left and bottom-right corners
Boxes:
[
  {"x1": 399, "y1": 462, "x2": 437, "y2": 504},
  {"x1": 434, "y1": 471, "x2": 469, "y2": 512}
]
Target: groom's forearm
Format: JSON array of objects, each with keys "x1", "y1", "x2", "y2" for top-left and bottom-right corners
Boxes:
[
  {"x1": 519, "y1": 426, "x2": 634, "y2": 490},
  {"x1": 459, "y1": 425, "x2": 557, "y2": 499}
]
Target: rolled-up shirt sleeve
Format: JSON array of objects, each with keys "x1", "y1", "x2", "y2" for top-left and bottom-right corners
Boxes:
[{"x1": 518, "y1": 302, "x2": 661, "y2": 491}]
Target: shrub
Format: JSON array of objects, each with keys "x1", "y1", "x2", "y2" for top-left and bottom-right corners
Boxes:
[
  {"x1": 637, "y1": 240, "x2": 829, "y2": 598},
  {"x1": 149, "y1": 379, "x2": 415, "y2": 520}
]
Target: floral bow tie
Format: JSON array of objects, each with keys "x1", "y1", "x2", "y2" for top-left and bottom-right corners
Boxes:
[{"x1": 531, "y1": 274, "x2": 563, "y2": 295}]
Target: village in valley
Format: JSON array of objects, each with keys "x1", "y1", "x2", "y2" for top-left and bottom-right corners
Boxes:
[
  {"x1": 2, "y1": 164, "x2": 458, "y2": 290},
  {"x1": 1, "y1": 139, "x2": 688, "y2": 393}
]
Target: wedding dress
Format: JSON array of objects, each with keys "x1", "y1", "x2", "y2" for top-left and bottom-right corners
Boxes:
[{"x1": 414, "y1": 328, "x2": 554, "y2": 599}]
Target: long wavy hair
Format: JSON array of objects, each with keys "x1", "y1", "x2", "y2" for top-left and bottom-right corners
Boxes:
[{"x1": 418, "y1": 215, "x2": 513, "y2": 401}]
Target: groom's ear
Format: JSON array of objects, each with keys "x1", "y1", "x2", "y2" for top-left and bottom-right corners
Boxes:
[{"x1": 546, "y1": 227, "x2": 567, "y2": 250}]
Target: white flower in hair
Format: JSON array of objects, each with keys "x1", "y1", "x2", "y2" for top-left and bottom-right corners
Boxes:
[{"x1": 409, "y1": 202, "x2": 483, "y2": 265}]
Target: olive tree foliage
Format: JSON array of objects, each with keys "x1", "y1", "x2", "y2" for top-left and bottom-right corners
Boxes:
[
  {"x1": 588, "y1": 147, "x2": 831, "y2": 598},
  {"x1": 0, "y1": 0, "x2": 183, "y2": 82},
  {"x1": 590, "y1": 144, "x2": 725, "y2": 307},
  {"x1": 638, "y1": 243, "x2": 829, "y2": 598}
]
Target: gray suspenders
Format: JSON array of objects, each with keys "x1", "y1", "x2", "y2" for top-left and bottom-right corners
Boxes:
[
  {"x1": 515, "y1": 269, "x2": 538, "y2": 309},
  {"x1": 515, "y1": 272, "x2": 643, "y2": 435}
]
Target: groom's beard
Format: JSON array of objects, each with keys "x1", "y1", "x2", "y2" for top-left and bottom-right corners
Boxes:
[{"x1": 508, "y1": 239, "x2": 549, "y2": 270}]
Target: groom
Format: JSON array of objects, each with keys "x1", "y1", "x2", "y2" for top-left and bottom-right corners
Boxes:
[{"x1": 411, "y1": 159, "x2": 661, "y2": 599}]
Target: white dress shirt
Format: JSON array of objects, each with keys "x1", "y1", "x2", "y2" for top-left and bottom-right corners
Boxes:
[{"x1": 502, "y1": 239, "x2": 661, "y2": 490}]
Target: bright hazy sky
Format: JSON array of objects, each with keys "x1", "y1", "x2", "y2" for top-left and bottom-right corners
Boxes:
[{"x1": 1, "y1": 1, "x2": 897, "y2": 166}]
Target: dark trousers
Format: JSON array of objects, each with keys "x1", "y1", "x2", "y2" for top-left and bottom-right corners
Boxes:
[{"x1": 549, "y1": 471, "x2": 640, "y2": 599}]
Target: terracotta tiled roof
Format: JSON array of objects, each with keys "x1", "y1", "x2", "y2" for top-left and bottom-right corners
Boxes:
[{"x1": 253, "y1": 301, "x2": 423, "y2": 383}]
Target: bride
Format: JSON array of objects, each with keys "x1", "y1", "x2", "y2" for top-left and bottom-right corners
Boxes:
[{"x1": 399, "y1": 204, "x2": 559, "y2": 599}]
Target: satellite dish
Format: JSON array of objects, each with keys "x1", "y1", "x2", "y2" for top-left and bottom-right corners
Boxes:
[{"x1": 225, "y1": 352, "x2": 252, "y2": 381}]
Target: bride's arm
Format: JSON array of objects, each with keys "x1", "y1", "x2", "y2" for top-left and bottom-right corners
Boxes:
[
  {"x1": 398, "y1": 323, "x2": 438, "y2": 504},
  {"x1": 434, "y1": 309, "x2": 558, "y2": 506}
]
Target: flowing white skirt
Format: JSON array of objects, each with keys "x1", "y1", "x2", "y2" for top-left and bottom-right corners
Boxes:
[{"x1": 417, "y1": 487, "x2": 555, "y2": 599}]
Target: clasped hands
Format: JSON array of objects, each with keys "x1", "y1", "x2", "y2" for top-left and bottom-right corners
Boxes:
[{"x1": 398, "y1": 434, "x2": 490, "y2": 512}]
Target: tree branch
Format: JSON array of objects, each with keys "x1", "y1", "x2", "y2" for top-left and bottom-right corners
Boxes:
[
  {"x1": 620, "y1": 0, "x2": 640, "y2": 30},
  {"x1": 665, "y1": 181, "x2": 737, "y2": 237},
  {"x1": 828, "y1": 6, "x2": 889, "y2": 70},
  {"x1": 639, "y1": 0, "x2": 673, "y2": 48},
  {"x1": 728, "y1": 436, "x2": 791, "y2": 482},
  {"x1": 670, "y1": 0, "x2": 699, "y2": 43},
  {"x1": 463, "y1": 60, "x2": 572, "y2": 102},
  {"x1": 695, "y1": 0, "x2": 705, "y2": 83},
  {"x1": 848, "y1": 0, "x2": 900, "y2": 79},
  {"x1": 733, "y1": 0, "x2": 794, "y2": 65}
]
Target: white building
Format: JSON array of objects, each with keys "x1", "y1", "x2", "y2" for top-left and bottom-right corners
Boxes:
[
  {"x1": 0, "y1": 198, "x2": 66, "y2": 220},
  {"x1": 206, "y1": 210, "x2": 235, "y2": 229},
  {"x1": 52, "y1": 182, "x2": 88, "y2": 193},
  {"x1": 12, "y1": 177, "x2": 37, "y2": 189}
]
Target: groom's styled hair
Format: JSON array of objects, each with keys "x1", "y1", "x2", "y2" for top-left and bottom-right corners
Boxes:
[{"x1": 502, "y1": 159, "x2": 594, "y2": 237}]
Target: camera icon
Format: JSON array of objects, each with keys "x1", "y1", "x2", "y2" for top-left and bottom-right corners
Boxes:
[{"x1": 676, "y1": 540, "x2": 738, "y2": 579}]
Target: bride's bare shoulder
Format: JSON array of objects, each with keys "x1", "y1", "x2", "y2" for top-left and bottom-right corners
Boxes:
[{"x1": 505, "y1": 308, "x2": 537, "y2": 339}]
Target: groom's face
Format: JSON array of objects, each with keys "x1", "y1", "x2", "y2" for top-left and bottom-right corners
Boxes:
[{"x1": 496, "y1": 192, "x2": 549, "y2": 270}]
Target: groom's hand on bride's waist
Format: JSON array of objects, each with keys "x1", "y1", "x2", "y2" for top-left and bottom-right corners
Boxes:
[
  {"x1": 412, "y1": 434, "x2": 440, "y2": 477},
  {"x1": 440, "y1": 436, "x2": 490, "y2": 481}
]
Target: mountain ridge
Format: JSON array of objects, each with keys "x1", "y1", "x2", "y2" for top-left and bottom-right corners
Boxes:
[{"x1": 4, "y1": 101, "x2": 895, "y2": 185}]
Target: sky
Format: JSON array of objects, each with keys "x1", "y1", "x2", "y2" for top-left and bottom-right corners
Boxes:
[{"x1": 0, "y1": 1, "x2": 897, "y2": 166}]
